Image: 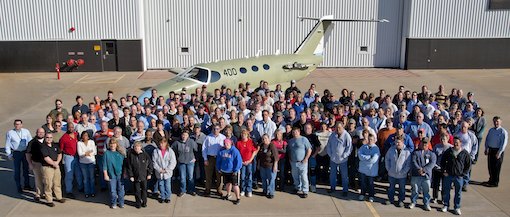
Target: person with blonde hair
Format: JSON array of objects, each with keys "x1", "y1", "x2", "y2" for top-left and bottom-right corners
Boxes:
[
  {"x1": 153, "y1": 139, "x2": 177, "y2": 203},
  {"x1": 103, "y1": 138, "x2": 125, "y2": 209}
]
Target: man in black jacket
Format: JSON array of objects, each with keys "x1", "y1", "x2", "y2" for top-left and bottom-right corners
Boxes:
[
  {"x1": 440, "y1": 137, "x2": 471, "y2": 215},
  {"x1": 127, "y1": 141, "x2": 153, "y2": 208}
]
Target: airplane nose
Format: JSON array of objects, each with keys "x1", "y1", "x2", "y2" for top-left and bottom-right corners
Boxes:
[{"x1": 138, "y1": 89, "x2": 152, "y2": 105}]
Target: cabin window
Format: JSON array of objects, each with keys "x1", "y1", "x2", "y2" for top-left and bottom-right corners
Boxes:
[
  {"x1": 251, "y1": 65, "x2": 259, "y2": 72},
  {"x1": 263, "y1": 64, "x2": 270, "y2": 70},
  {"x1": 240, "y1": 67, "x2": 247, "y2": 74},
  {"x1": 210, "y1": 71, "x2": 221, "y2": 83}
]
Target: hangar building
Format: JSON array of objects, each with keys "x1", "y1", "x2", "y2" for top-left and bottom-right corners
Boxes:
[{"x1": 1, "y1": 0, "x2": 509, "y2": 72}]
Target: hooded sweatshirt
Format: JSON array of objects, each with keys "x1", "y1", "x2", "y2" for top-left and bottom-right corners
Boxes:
[
  {"x1": 385, "y1": 146, "x2": 411, "y2": 179},
  {"x1": 216, "y1": 146, "x2": 243, "y2": 173}
]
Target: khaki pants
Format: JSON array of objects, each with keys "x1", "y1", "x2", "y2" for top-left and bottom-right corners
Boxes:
[
  {"x1": 32, "y1": 162, "x2": 44, "y2": 198},
  {"x1": 42, "y1": 165, "x2": 62, "y2": 203},
  {"x1": 205, "y1": 156, "x2": 222, "y2": 193}
]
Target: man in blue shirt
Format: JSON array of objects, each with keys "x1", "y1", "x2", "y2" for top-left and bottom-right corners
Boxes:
[
  {"x1": 288, "y1": 127, "x2": 312, "y2": 198},
  {"x1": 202, "y1": 125, "x2": 226, "y2": 196},
  {"x1": 216, "y1": 139, "x2": 242, "y2": 205},
  {"x1": 483, "y1": 116, "x2": 508, "y2": 187},
  {"x1": 326, "y1": 122, "x2": 352, "y2": 196},
  {"x1": 407, "y1": 112, "x2": 434, "y2": 139},
  {"x1": 409, "y1": 138, "x2": 436, "y2": 211},
  {"x1": 5, "y1": 119, "x2": 33, "y2": 193}
]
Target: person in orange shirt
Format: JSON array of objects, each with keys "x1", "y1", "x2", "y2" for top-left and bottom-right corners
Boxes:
[
  {"x1": 412, "y1": 129, "x2": 433, "y2": 150},
  {"x1": 377, "y1": 118, "x2": 397, "y2": 151}
]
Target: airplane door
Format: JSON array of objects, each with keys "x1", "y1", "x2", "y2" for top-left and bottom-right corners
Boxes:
[{"x1": 101, "y1": 40, "x2": 117, "y2": 71}]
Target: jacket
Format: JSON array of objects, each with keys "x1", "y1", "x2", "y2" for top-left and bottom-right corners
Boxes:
[
  {"x1": 411, "y1": 149, "x2": 436, "y2": 180},
  {"x1": 172, "y1": 139, "x2": 198, "y2": 164},
  {"x1": 152, "y1": 148, "x2": 177, "y2": 180},
  {"x1": 216, "y1": 146, "x2": 243, "y2": 173},
  {"x1": 127, "y1": 149, "x2": 153, "y2": 181},
  {"x1": 385, "y1": 146, "x2": 411, "y2": 179},
  {"x1": 326, "y1": 131, "x2": 352, "y2": 164},
  {"x1": 440, "y1": 148, "x2": 471, "y2": 177},
  {"x1": 358, "y1": 144, "x2": 380, "y2": 177},
  {"x1": 257, "y1": 143, "x2": 279, "y2": 168}
]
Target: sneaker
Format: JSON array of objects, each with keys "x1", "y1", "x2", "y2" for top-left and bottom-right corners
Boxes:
[
  {"x1": 397, "y1": 201, "x2": 404, "y2": 207},
  {"x1": 454, "y1": 208, "x2": 462, "y2": 215},
  {"x1": 358, "y1": 195, "x2": 365, "y2": 201},
  {"x1": 424, "y1": 205, "x2": 432, "y2": 211},
  {"x1": 47, "y1": 202, "x2": 55, "y2": 207},
  {"x1": 119, "y1": 205, "x2": 124, "y2": 209},
  {"x1": 302, "y1": 193, "x2": 308, "y2": 198},
  {"x1": 190, "y1": 192, "x2": 197, "y2": 196},
  {"x1": 233, "y1": 199, "x2": 240, "y2": 205},
  {"x1": 164, "y1": 199, "x2": 170, "y2": 203},
  {"x1": 240, "y1": 191, "x2": 245, "y2": 197},
  {"x1": 91, "y1": 194, "x2": 95, "y2": 197},
  {"x1": 268, "y1": 195, "x2": 274, "y2": 199},
  {"x1": 178, "y1": 192, "x2": 185, "y2": 197},
  {"x1": 462, "y1": 186, "x2": 467, "y2": 192},
  {"x1": 385, "y1": 200, "x2": 392, "y2": 205},
  {"x1": 158, "y1": 199, "x2": 163, "y2": 203},
  {"x1": 310, "y1": 186, "x2": 317, "y2": 193},
  {"x1": 441, "y1": 206, "x2": 448, "y2": 212},
  {"x1": 408, "y1": 203, "x2": 415, "y2": 209},
  {"x1": 85, "y1": 194, "x2": 90, "y2": 198},
  {"x1": 368, "y1": 197, "x2": 374, "y2": 202},
  {"x1": 111, "y1": 205, "x2": 117, "y2": 209},
  {"x1": 247, "y1": 192, "x2": 253, "y2": 197},
  {"x1": 431, "y1": 198, "x2": 437, "y2": 204}
]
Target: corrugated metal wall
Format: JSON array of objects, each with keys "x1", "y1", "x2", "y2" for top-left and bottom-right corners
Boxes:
[
  {"x1": 144, "y1": 0, "x2": 403, "y2": 69},
  {"x1": 406, "y1": 0, "x2": 510, "y2": 38},
  {"x1": 0, "y1": 0, "x2": 141, "y2": 40}
]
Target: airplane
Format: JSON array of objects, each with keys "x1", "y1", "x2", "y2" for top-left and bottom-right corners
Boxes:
[{"x1": 139, "y1": 15, "x2": 388, "y2": 102}]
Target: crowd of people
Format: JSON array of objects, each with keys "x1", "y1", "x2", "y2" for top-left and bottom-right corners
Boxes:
[{"x1": 4, "y1": 80, "x2": 508, "y2": 215}]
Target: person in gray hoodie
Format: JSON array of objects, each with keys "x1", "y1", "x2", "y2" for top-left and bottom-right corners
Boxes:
[
  {"x1": 409, "y1": 137, "x2": 436, "y2": 211},
  {"x1": 384, "y1": 136, "x2": 411, "y2": 207},
  {"x1": 172, "y1": 129, "x2": 198, "y2": 196},
  {"x1": 153, "y1": 139, "x2": 177, "y2": 203},
  {"x1": 326, "y1": 122, "x2": 352, "y2": 197}
]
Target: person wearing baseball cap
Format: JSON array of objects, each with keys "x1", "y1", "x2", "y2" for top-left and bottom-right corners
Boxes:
[{"x1": 216, "y1": 138, "x2": 242, "y2": 204}]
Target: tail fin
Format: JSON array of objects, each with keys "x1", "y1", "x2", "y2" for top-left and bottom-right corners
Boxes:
[{"x1": 294, "y1": 15, "x2": 389, "y2": 56}]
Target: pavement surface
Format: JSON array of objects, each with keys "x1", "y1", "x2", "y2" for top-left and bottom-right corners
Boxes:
[{"x1": 0, "y1": 68, "x2": 509, "y2": 217}]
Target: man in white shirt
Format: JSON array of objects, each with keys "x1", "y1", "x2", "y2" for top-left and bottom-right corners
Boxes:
[{"x1": 5, "y1": 119, "x2": 33, "y2": 193}]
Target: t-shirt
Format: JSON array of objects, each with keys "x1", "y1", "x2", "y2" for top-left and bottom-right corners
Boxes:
[
  {"x1": 41, "y1": 143, "x2": 61, "y2": 167},
  {"x1": 236, "y1": 139, "x2": 257, "y2": 162},
  {"x1": 27, "y1": 138, "x2": 44, "y2": 163},
  {"x1": 288, "y1": 136, "x2": 312, "y2": 162}
]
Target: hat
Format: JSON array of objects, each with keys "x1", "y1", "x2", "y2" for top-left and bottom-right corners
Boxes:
[
  {"x1": 126, "y1": 93, "x2": 132, "y2": 97},
  {"x1": 467, "y1": 92, "x2": 474, "y2": 96},
  {"x1": 276, "y1": 111, "x2": 284, "y2": 117},
  {"x1": 181, "y1": 87, "x2": 187, "y2": 92},
  {"x1": 194, "y1": 123, "x2": 201, "y2": 128},
  {"x1": 396, "y1": 124, "x2": 404, "y2": 129},
  {"x1": 349, "y1": 119, "x2": 356, "y2": 124},
  {"x1": 221, "y1": 84, "x2": 226, "y2": 89},
  {"x1": 291, "y1": 80, "x2": 296, "y2": 84}
]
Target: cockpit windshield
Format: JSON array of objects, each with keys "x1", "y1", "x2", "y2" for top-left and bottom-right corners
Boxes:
[{"x1": 178, "y1": 67, "x2": 209, "y2": 83}]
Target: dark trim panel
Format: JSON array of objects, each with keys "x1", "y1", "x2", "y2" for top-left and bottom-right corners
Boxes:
[
  {"x1": 405, "y1": 38, "x2": 510, "y2": 69},
  {"x1": 0, "y1": 40, "x2": 143, "y2": 72}
]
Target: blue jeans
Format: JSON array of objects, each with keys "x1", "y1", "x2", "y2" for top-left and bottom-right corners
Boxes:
[
  {"x1": 240, "y1": 164, "x2": 253, "y2": 193},
  {"x1": 64, "y1": 154, "x2": 83, "y2": 193},
  {"x1": 96, "y1": 155, "x2": 106, "y2": 189},
  {"x1": 80, "y1": 163, "x2": 95, "y2": 195},
  {"x1": 179, "y1": 162, "x2": 195, "y2": 193},
  {"x1": 388, "y1": 176, "x2": 406, "y2": 202},
  {"x1": 291, "y1": 161, "x2": 309, "y2": 193},
  {"x1": 109, "y1": 176, "x2": 125, "y2": 207},
  {"x1": 411, "y1": 176, "x2": 431, "y2": 205},
  {"x1": 463, "y1": 169, "x2": 471, "y2": 188},
  {"x1": 443, "y1": 175, "x2": 463, "y2": 209},
  {"x1": 252, "y1": 158, "x2": 258, "y2": 186},
  {"x1": 12, "y1": 151, "x2": 29, "y2": 190},
  {"x1": 277, "y1": 160, "x2": 286, "y2": 188},
  {"x1": 330, "y1": 161, "x2": 349, "y2": 193},
  {"x1": 158, "y1": 178, "x2": 172, "y2": 200},
  {"x1": 260, "y1": 167, "x2": 276, "y2": 195},
  {"x1": 360, "y1": 173, "x2": 374, "y2": 197},
  {"x1": 308, "y1": 157, "x2": 317, "y2": 188}
]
